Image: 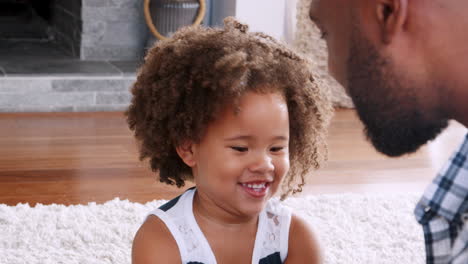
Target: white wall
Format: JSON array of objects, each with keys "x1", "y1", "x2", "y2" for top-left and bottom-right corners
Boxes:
[
  {"x1": 235, "y1": 0, "x2": 286, "y2": 40},
  {"x1": 210, "y1": 0, "x2": 297, "y2": 43}
]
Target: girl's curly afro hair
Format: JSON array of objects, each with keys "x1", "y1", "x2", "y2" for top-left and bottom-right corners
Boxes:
[{"x1": 126, "y1": 17, "x2": 333, "y2": 199}]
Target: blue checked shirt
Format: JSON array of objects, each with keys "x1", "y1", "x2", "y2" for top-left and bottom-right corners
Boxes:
[{"x1": 415, "y1": 134, "x2": 468, "y2": 264}]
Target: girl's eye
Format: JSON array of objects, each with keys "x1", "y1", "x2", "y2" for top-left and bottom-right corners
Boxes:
[
  {"x1": 270, "y1": 147, "x2": 284, "y2": 152},
  {"x1": 231, "y1": 146, "x2": 248, "y2": 152}
]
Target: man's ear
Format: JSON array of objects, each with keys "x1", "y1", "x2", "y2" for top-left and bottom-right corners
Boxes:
[
  {"x1": 176, "y1": 142, "x2": 197, "y2": 167},
  {"x1": 375, "y1": 0, "x2": 408, "y2": 44}
]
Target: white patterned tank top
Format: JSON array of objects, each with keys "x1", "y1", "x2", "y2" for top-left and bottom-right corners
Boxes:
[{"x1": 147, "y1": 188, "x2": 292, "y2": 264}]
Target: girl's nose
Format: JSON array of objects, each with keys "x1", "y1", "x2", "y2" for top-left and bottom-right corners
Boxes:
[{"x1": 249, "y1": 153, "x2": 274, "y2": 173}]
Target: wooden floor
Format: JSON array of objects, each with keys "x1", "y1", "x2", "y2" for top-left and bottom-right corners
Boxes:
[{"x1": 0, "y1": 110, "x2": 466, "y2": 206}]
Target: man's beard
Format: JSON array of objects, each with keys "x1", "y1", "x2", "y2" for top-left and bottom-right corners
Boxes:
[{"x1": 346, "y1": 27, "x2": 448, "y2": 157}]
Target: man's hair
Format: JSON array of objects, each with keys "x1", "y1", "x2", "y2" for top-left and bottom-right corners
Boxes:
[{"x1": 126, "y1": 17, "x2": 333, "y2": 198}]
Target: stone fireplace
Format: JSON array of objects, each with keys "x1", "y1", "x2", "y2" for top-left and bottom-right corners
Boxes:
[
  {"x1": 0, "y1": 0, "x2": 148, "y2": 61},
  {"x1": 0, "y1": 0, "x2": 218, "y2": 113}
]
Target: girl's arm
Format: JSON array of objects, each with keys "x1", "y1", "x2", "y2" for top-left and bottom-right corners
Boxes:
[
  {"x1": 284, "y1": 214, "x2": 323, "y2": 264},
  {"x1": 132, "y1": 215, "x2": 181, "y2": 264}
]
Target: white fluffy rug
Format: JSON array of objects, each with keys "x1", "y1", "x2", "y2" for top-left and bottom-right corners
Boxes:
[{"x1": 1, "y1": 193, "x2": 425, "y2": 264}]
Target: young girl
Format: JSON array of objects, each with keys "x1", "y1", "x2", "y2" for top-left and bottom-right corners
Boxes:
[{"x1": 127, "y1": 17, "x2": 332, "y2": 264}]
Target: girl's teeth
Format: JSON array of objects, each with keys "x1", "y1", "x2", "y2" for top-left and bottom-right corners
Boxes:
[{"x1": 242, "y1": 183, "x2": 266, "y2": 188}]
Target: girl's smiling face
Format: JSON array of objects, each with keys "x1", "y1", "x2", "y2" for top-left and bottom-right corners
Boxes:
[{"x1": 177, "y1": 91, "x2": 290, "y2": 218}]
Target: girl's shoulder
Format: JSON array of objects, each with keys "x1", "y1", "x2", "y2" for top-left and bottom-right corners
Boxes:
[
  {"x1": 284, "y1": 213, "x2": 322, "y2": 264},
  {"x1": 263, "y1": 199, "x2": 322, "y2": 263},
  {"x1": 132, "y1": 215, "x2": 181, "y2": 264},
  {"x1": 132, "y1": 189, "x2": 194, "y2": 264}
]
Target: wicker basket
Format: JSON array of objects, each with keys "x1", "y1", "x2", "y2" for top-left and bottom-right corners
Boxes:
[{"x1": 144, "y1": 0, "x2": 206, "y2": 40}]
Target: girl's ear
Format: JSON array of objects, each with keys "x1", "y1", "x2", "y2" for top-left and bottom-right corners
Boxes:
[{"x1": 176, "y1": 142, "x2": 197, "y2": 167}]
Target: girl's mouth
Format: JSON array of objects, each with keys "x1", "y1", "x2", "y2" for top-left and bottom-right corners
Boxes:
[{"x1": 239, "y1": 181, "x2": 270, "y2": 198}]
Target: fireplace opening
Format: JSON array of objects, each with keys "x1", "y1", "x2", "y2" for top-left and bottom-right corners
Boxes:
[
  {"x1": 0, "y1": 0, "x2": 150, "y2": 63},
  {"x1": 0, "y1": 0, "x2": 85, "y2": 62},
  {"x1": 0, "y1": 0, "x2": 54, "y2": 40}
]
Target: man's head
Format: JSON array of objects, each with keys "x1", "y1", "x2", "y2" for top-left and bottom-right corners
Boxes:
[{"x1": 309, "y1": 0, "x2": 468, "y2": 156}]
